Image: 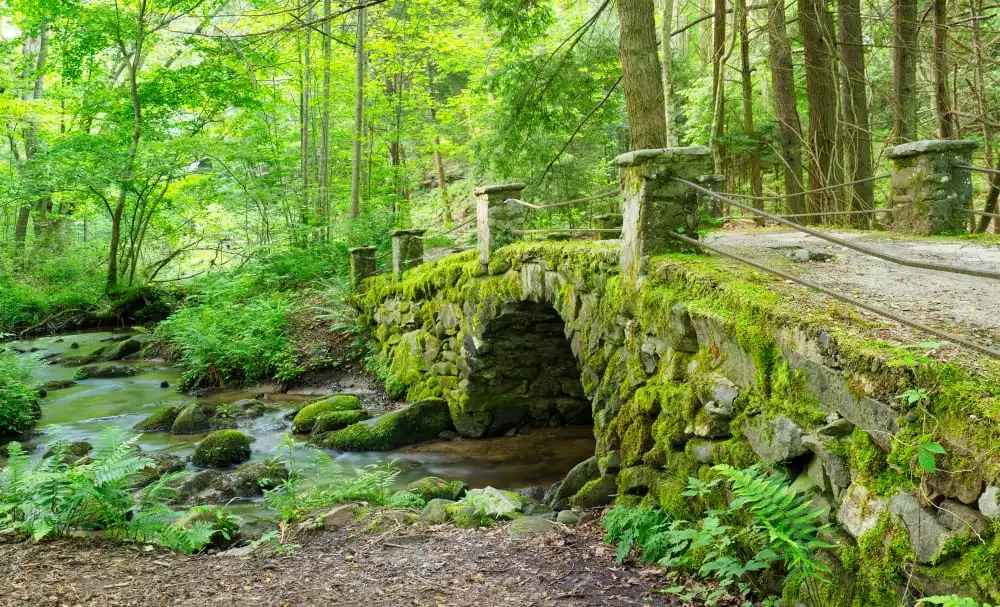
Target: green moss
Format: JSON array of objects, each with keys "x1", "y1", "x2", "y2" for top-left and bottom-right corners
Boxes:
[
  {"x1": 320, "y1": 399, "x2": 452, "y2": 452},
  {"x1": 191, "y1": 430, "x2": 252, "y2": 468},
  {"x1": 847, "y1": 513, "x2": 915, "y2": 606},
  {"x1": 445, "y1": 502, "x2": 494, "y2": 528},
  {"x1": 312, "y1": 409, "x2": 371, "y2": 435},
  {"x1": 406, "y1": 476, "x2": 467, "y2": 501},
  {"x1": 291, "y1": 394, "x2": 363, "y2": 434},
  {"x1": 133, "y1": 405, "x2": 181, "y2": 433}
]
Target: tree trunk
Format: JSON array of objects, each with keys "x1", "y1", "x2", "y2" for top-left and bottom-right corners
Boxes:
[
  {"x1": 710, "y1": 0, "x2": 726, "y2": 173},
  {"x1": 427, "y1": 63, "x2": 450, "y2": 221},
  {"x1": 350, "y1": 6, "x2": 367, "y2": 220},
  {"x1": 970, "y1": 0, "x2": 998, "y2": 232},
  {"x1": 737, "y1": 0, "x2": 762, "y2": 215},
  {"x1": 767, "y1": 0, "x2": 805, "y2": 215},
  {"x1": 798, "y1": 0, "x2": 842, "y2": 216},
  {"x1": 933, "y1": 0, "x2": 958, "y2": 138},
  {"x1": 661, "y1": 0, "x2": 676, "y2": 146},
  {"x1": 617, "y1": 0, "x2": 667, "y2": 150},
  {"x1": 893, "y1": 0, "x2": 918, "y2": 143},
  {"x1": 838, "y1": 0, "x2": 874, "y2": 220},
  {"x1": 317, "y1": 0, "x2": 332, "y2": 234},
  {"x1": 301, "y1": 9, "x2": 312, "y2": 227}
]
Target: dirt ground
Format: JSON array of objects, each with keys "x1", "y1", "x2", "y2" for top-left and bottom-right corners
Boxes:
[
  {"x1": 0, "y1": 516, "x2": 717, "y2": 607},
  {"x1": 706, "y1": 228, "x2": 1000, "y2": 351}
]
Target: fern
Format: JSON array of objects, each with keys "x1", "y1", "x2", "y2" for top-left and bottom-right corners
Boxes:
[{"x1": 601, "y1": 505, "x2": 671, "y2": 563}]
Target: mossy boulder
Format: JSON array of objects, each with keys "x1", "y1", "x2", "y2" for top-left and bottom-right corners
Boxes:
[
  {"x1": 320, "y1": 399, "x2": 453, "y2": 452},
  {"x1": 191, "y1": 430, "x2": 252, "y2": 468},
  {"x1": 312, "y1": 409, "x2": 371, "y2": 435},
  {"x1": 134, "y1": 405, "x2": 182, "y2": 433},
  {"x1": 291, "y1": 394, "x2": 363, "y2": 434},
  {"x1": 406, "y1": 476, "x2": 467, "y2": 501},
  {"x1": 211, "y1": 459, "x2": 288, "y2": 497},
  {"x1": 74, "y1": 364, "x2": 140, "y2": 380},
  {"x1": 101, "y1": 337, "x2": 145, "y2": 361},
  {"x1": 569, "y1": 474, "x2": 618, "y2": 508},
  {"x1": 508, "y1": 516, "x2": 558, "y2": 539},
  {"x1": 445, "y1": 502, "x2": 494, "y2": 528},
  {"x1": 43, "y1": 441, "x2": 92, "y2": 464},
  {"x1": 171, "y1": 402, "x2": 217, "y2": 434},
  {"x1": 419, "y1": 498, "x2": 454, "y2": 524},
  {"x1": 551, "y1": 456, "x2": 600, "y2": 506}
]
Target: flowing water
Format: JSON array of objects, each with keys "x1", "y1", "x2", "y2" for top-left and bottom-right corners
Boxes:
[{"x1": 5, "y1": 331, "x2": 596, "y2": 520}]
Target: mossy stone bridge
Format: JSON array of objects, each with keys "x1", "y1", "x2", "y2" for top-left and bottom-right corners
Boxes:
[{"x1": 350, "y1": 144, "x2": 1000, "y2": 603}]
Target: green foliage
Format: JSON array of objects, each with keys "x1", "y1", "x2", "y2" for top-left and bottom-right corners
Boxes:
[
  {"x1": 920, "y1": 597, "x2": 995, "y2": 607},
  {"x1": 386, "y1": 491, "x2": 426, "y2": 510},
  {"x1": 600, "y1": 465, "x2": 831, "y2": 604},
  {"x1": 916, "y1": 435, "x2": 947, "y2": 474},
  {"x1": 0, "y1": 428, "x2": 234, "y2": 553},
  {"x1": 0, "y1": 352, "x2": 40, "y2": 437}
]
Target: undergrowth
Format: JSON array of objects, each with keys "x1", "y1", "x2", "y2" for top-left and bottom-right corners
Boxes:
[{"x1": 0, "y1": 353, "x2": 39, "y2": 438}]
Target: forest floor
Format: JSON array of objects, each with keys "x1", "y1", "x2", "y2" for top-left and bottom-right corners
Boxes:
[
  {"x1": 707, "y1": 227, "x2": 1000, "y2": 350},
  {"x1": 0, "y1": 515, "x2": 718, "y2": 607}
]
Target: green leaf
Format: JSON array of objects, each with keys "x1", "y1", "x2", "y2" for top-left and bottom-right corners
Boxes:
[{"x1": 918, "y1": 449, "x2": 938, "y2": 474}]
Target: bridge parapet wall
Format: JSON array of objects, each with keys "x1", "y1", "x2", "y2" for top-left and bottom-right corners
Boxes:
[{"x1": 356, "y1": 240, "x2": 1000, "y2": 601}]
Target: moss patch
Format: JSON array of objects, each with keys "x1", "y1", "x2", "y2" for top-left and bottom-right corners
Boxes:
[
  {"x1": 320, "y1": 399, "x2": 453, "y2": 452},
  {"x1": 191, "y1": 430, "x2": 252, "y2": 468},
  {"x1": 291, "y1": 394, "x2": 363, "y2": 434}
]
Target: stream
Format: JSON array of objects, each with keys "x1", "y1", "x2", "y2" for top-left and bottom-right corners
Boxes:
[{"x1": 5, "y1": 331, "x2": 596, "y2": 523}]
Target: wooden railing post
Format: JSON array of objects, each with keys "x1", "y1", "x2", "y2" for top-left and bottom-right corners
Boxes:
[
  {"x1": 889, "y1": 139, "x2": 977, "y2": 235},
  {"x1": 616, "y1": 147, "x2": 712, "y2": 286},
  {"x1": 475, "y1": 183, "x2": 525, "y2": 271},
  {"x1": 348, "y1": 246, "x2": 376, "y2": 291},
  {"x1": 391, "y1": 229, "x2": 427, "y2": 280}
]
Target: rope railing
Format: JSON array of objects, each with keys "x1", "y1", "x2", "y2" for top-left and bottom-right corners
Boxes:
[
  {"x1": 420, "y1": 218, "x2": 473, "y2": 239},
  {"x1": 668, "y1": 231, "x2": 1000, "y2": 360},
  {"x1": 675, "y1": 178, "x2": 1000, "y2": 281},
  {"x1": 958, "y1": 208, "x2": 1000, "y2": 220},
  {"x1": 514, "y1": 228, "x2": 622, "y2": 235},
  {"x1": 714, "y1": 173, "x2": 892, "y2": 202},
  {"x1": 504, "y1": 190, "x2": 618, "y2": 210},
  {"x1": 956, "y1": 164, "x2": 1000, "y2": 177}
]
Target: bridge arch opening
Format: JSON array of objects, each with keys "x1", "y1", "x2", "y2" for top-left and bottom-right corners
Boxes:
[{"x1": 461, "y1": 301, "x2": 590, "y2": 438}]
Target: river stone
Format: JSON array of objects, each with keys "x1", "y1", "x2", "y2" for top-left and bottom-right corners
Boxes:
[
  {"x1": 137, "y1": 452, "x2": 185, "y2": 487},
  {"x1": 74, "y1": 364, "x2": 140, "y2": 380},
  {"x1": 837, "y1": 484, "x2": 887, "y2": 539},
  {"x1": 979, "y1": 485, "x2": 1000, "y2": 519},
  {"x1": 569, "y1": 474, "x2": 617, "y2": 508},
  {"x1": 40, "y1": 380, "x2": 76, "y2": 392},
  {"x1": 191, "y1": 430, "x2": 252, "y2": 468},
  {"x1": 889, "y1": 490, "x2": 953, "y2": 564},
  {"x1": 174, "y1": 470, "x2": 224, "y2": 502},
  {"x1": 556, "y1": 510, "x2": 581, "y2": 526},
  {"x1": 744, "y1": 415, "x2": 808, "y2": 463},
  {"x1": 134, "y1": 405, "x2": 182, "y2": 433},
  {"x1": 101, "y1": 338, "x2": 144, "y2": 361},
  {"x1": 419, "y1": 499, "x2": 454, "y2": 524},
  {"x1": 508, "y1": 516, "x2": 558, "y2": 539},
  {"x1": 212, "y1": 459, "x2": 288, "y2": 497},
  {"x1": 407, "y1": 476, "x2": 467, "y2": 501},
  {"x1": 171, "y1": 402, "x2": 215, "y2": 434},
  {"x1": 551, "y1": 456, "x2": 600, "y2": 505}
]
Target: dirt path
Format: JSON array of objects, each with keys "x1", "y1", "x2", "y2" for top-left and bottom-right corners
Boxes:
[
  {"x1": 707, "y1": 228, "x2": 1000, "y2": 350},
  {"x1": 0, "y1": 517, "x2": 699, "y2": 607}
]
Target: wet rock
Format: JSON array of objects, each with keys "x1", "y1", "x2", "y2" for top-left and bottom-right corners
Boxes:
[
  {"x1": 191, "y1": 430, "x2": 252, "y2": 468},
  {"x1": 320, "y1": 399, "x2": 454, "y2": 452},
  {"x1": 174, "y1": 470, "x2": 224, "y2": 502},
  {"x1": 312, "y1": 409, "x2": 370, "y2": 435},
  {"x1": 134, "y1": 405, "x2": 182, "y2": 433},
  {"x1": 407, "y1": 476, "x2": 468, "y2": 501},
  {"x1": 69, "y1": 342, "x2": 80, "y2": 349},
  {"x1": 598, "y1": 450, "x2": 621, "y2": 475},
  {"x1": 171, "y1": 403, "x2": 215, "y2": 434},
  {"x1": 211, "y1": 459, "x2": 288, "y2": 497},
  {"x1": 508, "y1": 516, "x2": 558, "y2": 539},
  {"x1": 40, "y1": 380, "x2": 76, "y2": 392},
  {"x1": 74, "y1": 364, "x2": 140, "y2": 380},
  {"x1": 43, "y1": 441, "x2": 92, "y2": 464},
  {"x1": 101, "y1": 338, "x2": 145, "y2": 361},
  {"x1": 889, "y1": 490, "x2": 953, "y2": 564},
  {"x1": 556, "y1": 510, "x2": 581, "y2": 526},
  {"x1": 160, "y1": 381, "x2": 170, "y2": 389},
  {"x1": 419, "y1": 499, "x2": 454, "y2": 524},
  {"x1": 744, "y1": 415, "x2": 808, "y2": 463},
  {"x1": 551, "y1": 456, "x2": 600, "y2": 505},
  {"x1": 292, "y1": 394, "x2": 363, "y2": 434},
  {"x1": 837, "y1": 484, "x2": 887, "y2": 539},
  {"x1": 137, "y1": 452, "x2": 186, "y2": 487}
]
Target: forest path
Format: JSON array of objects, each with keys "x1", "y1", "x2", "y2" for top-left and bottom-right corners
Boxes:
[
  {"x1": 0, "y1": 518, "x2": 700, "y2": 607},
  {"x1": 707, "y1": 228, "x2": 1000, "y2": 350}
]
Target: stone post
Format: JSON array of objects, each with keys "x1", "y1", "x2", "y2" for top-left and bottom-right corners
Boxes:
[
  {"x1": 391, "y1": 229, "x2": 427, "y2": 279},
  {"x1": 348, "y1": 246, "x2": 376, "y2": 291},
  {"x1": 475, "y1": 183, "x2": 526, "y2": 270},
  {"x1": 889, "y1": 139, "x2": 977, "y2": 235},
  {"x1": 696, "y1": 174, "x2": 726, "y2": 219},
  {"x1": 616, "y1": 147, "x2": 713, "y2": 286}
]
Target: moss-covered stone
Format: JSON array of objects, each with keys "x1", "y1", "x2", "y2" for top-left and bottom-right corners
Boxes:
[
  {"x1": 570, "y1": 474, "x2": 617, "y2": 508},
  {"x1": 312, "y1": 409, "x2": 370, "y2": 435},
  {"x1": 134, "y1": 405, "x2": 181, "y2": 433},
  {"x1": 291, "y1": 394, "x2": 363, "y2": 434},
  {"x1": 191, "y1": 430, "x2": 252, "y2": 468},
  {"x1": 171, "y1": 402, "x2": 216, "y2": 435},
  {"x1": 319, "y1": 399, "x2": 452, "y2": 451},
  {"x1": 406, "y1": 476, "x2": 467, "y2": 501}
]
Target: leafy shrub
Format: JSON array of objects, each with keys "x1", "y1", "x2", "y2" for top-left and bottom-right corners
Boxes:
[
  {"x1": 0, "y1": 428, "x2": 235, "y2": 553},
  {"x1": 0, "y1": 352, "x2": 40, "y2": 438},
  {"x1": 920, "y1": 597, "x2": 995, "y2": 607},
  {"x1": 386, "y1": 491, "x2": 426, "y2": 510},
  {"x1": 601, "y1": 464, "x2": 831, "y2": 604}
]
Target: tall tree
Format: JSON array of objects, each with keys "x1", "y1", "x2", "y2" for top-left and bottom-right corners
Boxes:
[
  {"x1": 838, "y1": 0, "x2": 874, "y2": 216},
  {"x1": 617, "y1": 0, "x2": 667, "y2": 149},
  {"x1": 932, "y1": 0, "x2": 958, "y2": 138},
  {"x1": 737, "y1": 0, "x2": 762, "y2": 208},
  {"x1": 318, "y1": 0, "x2": 333, "y2": 234},
  {"x1": 350, "y1": 6, "x2": 367, "y2": 220},
  {"x1": 766, "y1": 0, "x2": 805, "y2": 215},
  {"x1": 661, "y1": 0, "x2": 676, "y2": 146},
  {"x1": 893, "y1": 0, "x2": 918, "y2": 143},
  {"x1": 798, "y1": 0, "x2": 842, "y2": 216},
  {"x1": 710, "y1": 0, "x2": 726, "y2": 172},
  {"x1": 301, "y1": 6, "x2": 313, "y2": 227}
]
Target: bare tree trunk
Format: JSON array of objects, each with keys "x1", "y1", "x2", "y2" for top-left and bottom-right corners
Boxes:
[
  {"x1": 970, "y1": 0, "x2": 999, "y2": 233},
  {"x1": 798, "y1": 0, "x2": 842, "y2": 216},
  {"x1": 699, "y1": 0, "x2": 712, "y2": 68},
  {"x1": 839, "y1": 0, "x2": 874, "y2": 220},
  {"x1": 661, "y1": 0, "x2": 676, "y2": 146},
  {"x1": 350, "y1": 6, "x2": 367, "y2": 220},
  {"x1": 737, "y1": 0, "x2": 762, "y2": 218},
  {"x1": 317, "y1": 0, "x2": 332, "y2": 235},
  {"x1": 301, "y1": 8, "x2": 313, "y2": 227},
  {"x1": 618, "y1": 0, "x2": 668, "y2": 150},
  {"x1": 893, "y1": 0, "x2": 918, "y2": 143},
  {"x1": 710, "y1": 0, "x2": 726, "y2": 173},
  {"x1": 933, "y1": 0, "x2": 958, "y2": 138},
  {"x1": 766, "y1": 0, "x2": 805, "y2": 214}
]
